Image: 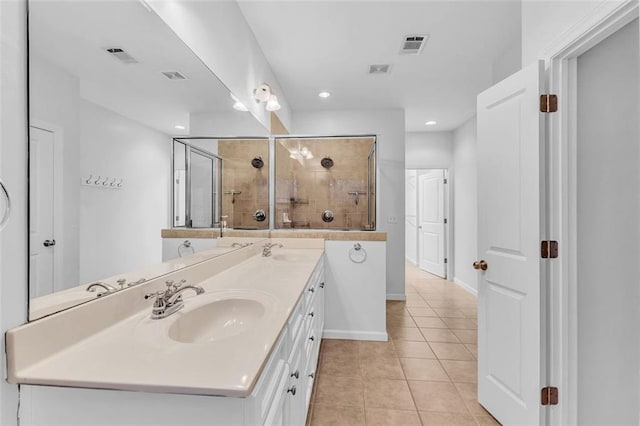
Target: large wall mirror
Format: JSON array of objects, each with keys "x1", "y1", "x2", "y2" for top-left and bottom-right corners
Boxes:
[{"x1": 28, "y1": 0, "x2": 267, "y2": 320}]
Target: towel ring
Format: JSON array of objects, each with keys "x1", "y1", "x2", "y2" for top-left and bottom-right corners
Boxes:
[
  {"x1": 0, "y1": 179, "x2": 11, "y2": 232},
  {"x1": 178, "y1": 240, "x2": 195, "y2": 257},
  {"x1": 349, "y1": 243, "x2": 367, "y2": 264}
]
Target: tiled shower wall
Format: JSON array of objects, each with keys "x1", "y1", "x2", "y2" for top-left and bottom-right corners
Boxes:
[
  {"x1": 275, "y1": 137, "x2": 374, "y2": 230},
  {"x1": 218, "y1": 139, "x2": 269, "y2": 229}
]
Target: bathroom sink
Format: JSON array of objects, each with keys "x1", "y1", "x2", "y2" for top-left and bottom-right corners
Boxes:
[
  {"x1": 168, "y1": 298, "x2": 267, "y2": 344},
  {"x1": 270, "y1": 253, "x2": 309, "y2": 262}
]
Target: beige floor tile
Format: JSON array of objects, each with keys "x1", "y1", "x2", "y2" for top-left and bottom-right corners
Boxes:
[
  {"x1": 319, "y1": 352, "x2": 362, "y2": 377},
  {"x1": 365, "y1": 408, "x2": 422, "y2": 425},
  {"x1": 408, "y1": 381, "x2": 469, "y2": 413},
  {"x1": 364, "y1": 378, "x2": 416, "y2": 410},
  {"x1": 460, "y1": 309, "x2": 478, "y2": 319},
  {"x1": 440, "y1": 360, "x2": 478, "y2": 383},
  {"x1": 465, "y1": 344, "x2": 478, "y2": 358},
  {"x1": 419, "y1": 411, "x2": 478, "y2": 425},
  {"x1": 387, "y1": 315, "x2": 417, "y2": 328},
  {"x1": 454, "y1": 383, "x2": 491, "y2": 416},
  {"x1": 322, "y1": 339, "x2": 361, "y2": 355},
  {"x1": 413, "y1": 316, "x2": 448, "y2": 328},
  {"x1": 475, "y1": 414, "x2": 502, "y2": 425},
  {"x1": 389, "y1": 327, "x2": 426, "y2": 342},
  {"x1": 407, "y1": 306, "x2": 438, "y2": 317},
  {"x1": 420, "y1": 328, "x2": 461, "y2": 343},
  {"x1": 386, "y1": 301, "x2": 407, "y2": 315},
  {"x1": 405, "y1": 299, "x2": 430, "y2": 308},
  {"x1": 315, "y1": 375, "x2": 365, "y2": 407},
  {"x1": 361, "y1": 356, "x2": 405, "y2": 379},
  {"x1": 429, "y1": 342, "x2": 475, "y2": 361},
  {"x1": 441, "y1": 317, "x2": 478, "y2": 330},
  {"x1": 433, "y1": 308, "x2": 466, "y2": 318},
  {"x1": 400, "y1": 358, "x2": 450, "y2": 381},
  {"x1": 310, "y1": 404, "x2": 366, "y2": 425},
  {"x1": 393, "y1": 340, "x2": 436, "y2": 359},
  {"x1": 427, "y1": 300, "x2": 475, "y2": 309},
  {"x1": 358, "y1": 341, "x2": 397, "y2": 359},
  {"x1": 452, "y1": 329, "x2": 477, "y2": 344}
]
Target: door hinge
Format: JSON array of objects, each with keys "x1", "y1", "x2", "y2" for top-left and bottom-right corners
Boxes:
[
  {"x1": 444, "y1": 258, "x2": 448, "y2": 264},
  {"x1": 541, "y1": 240, "x2": 559, "y2": 259},
  {"x1": 444, "y1": 178, "x2": 448, "y2": 184},
  {"x1": 444, "y1": 218, "x2": 448, "y2": 224},
  {"x1": 540, "y1": 94, "x2": 558, "y2": 113},
  {"x1": 541, "y1": 387, "x2": 558, "y2": 406}
]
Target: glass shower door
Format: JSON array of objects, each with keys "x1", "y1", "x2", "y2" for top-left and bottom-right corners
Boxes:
[{"x1": 187, "y1": 148, "x2": 218, "y2": 228}]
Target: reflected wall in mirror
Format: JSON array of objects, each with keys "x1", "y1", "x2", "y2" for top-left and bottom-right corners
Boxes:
[
  {"x1": 274, "y1": 136, "x2": 377, "y2": 230},
  {"x1": 173, "y1": 138, "x2": 270, "y2": 230},
  {"x1": 28, "y1": 0, "x2": 266, "y2": 320}
]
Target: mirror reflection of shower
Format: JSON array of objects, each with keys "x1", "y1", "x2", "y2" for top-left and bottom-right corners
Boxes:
[{"x1": 275, "y1": 136, "x2": 376, "y2": 230}]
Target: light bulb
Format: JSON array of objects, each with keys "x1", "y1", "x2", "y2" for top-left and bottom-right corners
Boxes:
[{"x1": 266, "y1": 94, "x2": 281, "y2": 111}]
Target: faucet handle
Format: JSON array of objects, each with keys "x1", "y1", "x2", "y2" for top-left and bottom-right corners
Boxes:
[
  {"x1": 144, "y1": 291, "x2": 163, "y2": 300},
  {"x1": 173, "y1": 279, "x2": 187, "y2": 290}
]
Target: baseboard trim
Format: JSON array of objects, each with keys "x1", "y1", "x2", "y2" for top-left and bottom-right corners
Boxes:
[
  {"x1": 453, "y1": 277, "x2": 478, "y2": 297},
  {"x1": 386, "y1": 293, "x2": 406, "y2": 301},
  {"x1": 323, "y1": 330, "x2": 388, "y2": 341}
]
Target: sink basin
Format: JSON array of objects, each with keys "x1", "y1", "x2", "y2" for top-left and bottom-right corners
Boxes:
[
  {"x1": 270, "y1": 253, "x2": 309, "y2": 262},
  {"x1": 168, "y1": 298, "x2": 266, "y2": 344}
]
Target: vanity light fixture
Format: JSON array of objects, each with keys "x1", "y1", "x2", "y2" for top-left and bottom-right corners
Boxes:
[
  {"x1": 425, "y1": 120, "x2": 437, "y2": 126},
  {"x1": 318, "y1": 91, "x2": 331, "y2": 98},
  {"x1": 174, "y1": 125, "x2": 185, "y2": 130},
  {"x1": 230, "y1": 93, "x2": 248, "y2": 112},
  {"x1": 254, "y1": 83, "x2": 282, "y2": 111}
]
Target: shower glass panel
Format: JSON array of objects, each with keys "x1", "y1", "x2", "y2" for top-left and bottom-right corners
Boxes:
[
  {"x1": 275, "y1": 136, "x2": 376, "y2": 230},
  {"x1": 172, "y1": 139, "x2": 222, "y2": 229}
]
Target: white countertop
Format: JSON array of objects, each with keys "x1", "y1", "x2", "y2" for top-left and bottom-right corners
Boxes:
[{"x1": 11, "y1": 247, "x2": 324, "y2": 397}]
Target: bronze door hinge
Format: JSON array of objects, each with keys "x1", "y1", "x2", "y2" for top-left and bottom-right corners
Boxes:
[
  {"x1": 540, "y1": 94, "x2": 558, "y2": 113},
  {"x1": 541, "y1": 387, "x2": 559, "y2": 405},
  {"x1": 541, "y1": 241, "x2": 559, "y2": 259}
]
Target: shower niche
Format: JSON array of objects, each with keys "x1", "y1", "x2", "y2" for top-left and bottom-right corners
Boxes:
[{"x1": 275, "y1": 136, "x2": 376, "y2": 230}]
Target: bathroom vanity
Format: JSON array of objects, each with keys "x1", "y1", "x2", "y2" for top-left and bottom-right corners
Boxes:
[{"x1": 6, "y1": 237, "x2": 385, "y2": 425}]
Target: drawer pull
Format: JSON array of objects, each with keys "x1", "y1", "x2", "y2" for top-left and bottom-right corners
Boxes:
[
  {"x1": 308, "y1": 287, "x2": 315, "y2": 293},
  {"x1": 309, "y1": 336, "x2": 315, "y2": 342},
  {"x1": 291, "y1": 370, "x2": 299, "y2": 379},
  {"x1": 308, "y1": 312, "x2": 314, "y2": 317},
  {"x1": 319, "y1": 282, "x2": 325, "y2": 288},
  {"x1": 287, "y1": 386, "x2": 297, "y2": 396}
]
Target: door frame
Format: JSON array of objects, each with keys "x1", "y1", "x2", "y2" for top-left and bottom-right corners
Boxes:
[
  {"x1": 29, "y1": 119, "x2": 64, "y2": 295},
  {"x1": 405, "y1": 168, "x2": 451, "y2": 279},
  {"x1": 543, "y1": 2, "x2": 638, "y2": 424}
]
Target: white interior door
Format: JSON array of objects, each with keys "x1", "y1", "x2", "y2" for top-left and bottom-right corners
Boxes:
[
  {"x1": 476, "y1": 60, "x2": 544, "y2": 425},
  {"x1": 418, "y1": 170, "x2": 445, "y2": 278},
  {"x1": 405, "y1": 170, "x2": 418, "y2": 264},
  {"x1": 29, "y1": 126, "x2": 55, "y2": 297}
]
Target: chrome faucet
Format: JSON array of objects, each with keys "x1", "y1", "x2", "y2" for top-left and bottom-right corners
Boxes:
[
  {"x1": 262, "y1": 242, "x2": 283, "y2": 257},
  {"x1": 144, "y1": 279, "x2": 205, "y2": 319},
  {"x1": 86, "y1": 281, "x2": 117, "y2": 297}
]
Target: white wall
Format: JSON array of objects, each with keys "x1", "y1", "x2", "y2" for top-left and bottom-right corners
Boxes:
[
  {"x1": 0, "y1": 1, "x2": 28, "y2": 424},
  {"x1": 78, "y1": 101, "x2": 171, "y2": 283},
  {"x1": 451, "y1": 117, "x2": 477, "y2": 294},
  {"x1": 521, "y1": 0, "x2": 627, "y2": 65},
  {"x1": 190, "y1": 111, "x2": 269, "y2": 138},
  {"x1": 576, "y1": 19, "x2": 638, "y2": 424},
  {"x1": 292, "y1": 109, "x2": 406, "y2": 299},
  {"x1": 149, "y1": 1, "x2": 292, "y2": 132},
  {"x1": 405, "y1": 131, "x2": 453, "y2": 169},
  {"x1": 30, "y1": 56, "x2": 81, "y2": 289},
  {"x1": 492, "y1": 39, "x2": 522, "y2": 84}
]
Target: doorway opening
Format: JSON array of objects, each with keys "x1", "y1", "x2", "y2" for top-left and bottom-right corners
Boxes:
[{"x1": 405, "y1": 168, "x2": 450, "y2": 279}]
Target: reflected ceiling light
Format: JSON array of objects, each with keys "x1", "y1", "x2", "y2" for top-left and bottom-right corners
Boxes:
[
  {"x1": 425, "y1": 120, "x2": 437, "y2": 126},
  {"x1": 254, "y1": 83, "x2": 282, "y2": 111},
  {"x1": 318, "y1": 91, "x2": 331, "y2": 98},
  {"x1": 230, "y1": 93, "x2": 248, "y2": 112},
  {"x1": 174, "y1": 125, "x2": 185, "y2": 130}
]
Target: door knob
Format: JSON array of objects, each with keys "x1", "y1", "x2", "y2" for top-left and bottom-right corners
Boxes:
[
  {"x1": 473, "y1": 260, "x2": 488, "y2": 271},
  {"x1": 43, "y1": 239, "x2": 56, "y2": 247}
]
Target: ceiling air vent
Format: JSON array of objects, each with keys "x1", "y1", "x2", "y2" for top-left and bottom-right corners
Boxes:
[
  {"x1": 400, "y1": 35, "x2": 428, "y2": 55},
  {"x1": 105, "y1": 47, "x2": 138, "y2": 64},
  {"x1": 161, "y1": 71, "x2": 187, "y2": 80},
  {"x1": 369, "y1": 64, "x2": 391, "y2": 74}
]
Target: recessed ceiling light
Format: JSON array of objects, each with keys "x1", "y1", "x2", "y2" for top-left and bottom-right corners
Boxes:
[
  {"x1": 425, "y1": 121, "x2": 437, "y2": 126},
  {"x1": 318, "y1": 91, "x2": 331, "y2": 98},
  {"x1": 174, "y1": 125, "x2": 185, "y2": 130}
]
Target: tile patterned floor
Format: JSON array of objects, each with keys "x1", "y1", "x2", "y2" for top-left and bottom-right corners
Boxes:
[{"x1": 307, "y1": 263, "x2": 501, "y2": 426}]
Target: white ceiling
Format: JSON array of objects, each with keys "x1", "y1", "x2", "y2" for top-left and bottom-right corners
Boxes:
[
  {"x1": 237, "y1": 1, "x2": 521, "y2": 132},
  {"x1": 29, "y1": 1, "x2": 245, "y2": 136}
]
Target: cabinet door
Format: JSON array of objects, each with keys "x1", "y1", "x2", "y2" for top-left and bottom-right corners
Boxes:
[{"x1": 264, "y1": 366, "x2": 291, "y2": 426}]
